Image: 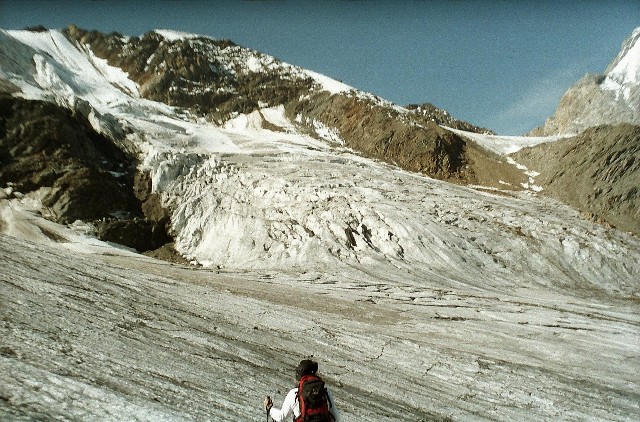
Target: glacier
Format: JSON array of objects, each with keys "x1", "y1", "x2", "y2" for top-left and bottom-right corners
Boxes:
[{"x1": 1, "y1": 28, "x2": 639, "y2": 421}]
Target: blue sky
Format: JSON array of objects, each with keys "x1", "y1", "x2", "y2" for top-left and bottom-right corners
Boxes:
[{"x1": 0, "y1": 0, "x2": 638, "y2": 134}]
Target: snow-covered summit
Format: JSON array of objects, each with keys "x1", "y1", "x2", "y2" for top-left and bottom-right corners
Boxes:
[
  {"x1": 605, "y1": 27, "x2": 640, "y2": 83},
  {"x1": 602, "y1": 26, "x2": 640, "y2": 102}
]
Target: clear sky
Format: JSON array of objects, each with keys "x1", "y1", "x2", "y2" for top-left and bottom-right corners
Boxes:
[{"x1": 1, "y1": 0, "x2": 638, "y2": 134}]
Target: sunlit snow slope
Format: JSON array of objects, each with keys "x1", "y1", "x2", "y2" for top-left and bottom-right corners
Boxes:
[{"x1": 1, "y1": 28, "x2": 640, "y2": 421}]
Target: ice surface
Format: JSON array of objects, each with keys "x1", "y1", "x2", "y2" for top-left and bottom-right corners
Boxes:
[
  {"x1": 2, "y1": 200, "x2": 639, "y2": 421},
  {"x1": 608, "y1": 29, "x2": 640, "y2": 86}
]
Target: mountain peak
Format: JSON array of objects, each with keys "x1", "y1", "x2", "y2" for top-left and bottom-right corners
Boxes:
[
  {"x1": 602, "y1": 26, "x2": 640, "y2": 101},
  {"x1": 530, "y1": 27, "x2": 640, "y2": 136}
]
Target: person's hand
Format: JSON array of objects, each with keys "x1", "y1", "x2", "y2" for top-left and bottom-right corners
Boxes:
[{"x1": 264, "y1": 395, "x2": 273, "y2": 411}]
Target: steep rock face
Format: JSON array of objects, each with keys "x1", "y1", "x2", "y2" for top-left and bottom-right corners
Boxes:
[
  {"x1": 0, "y1": 95, "x2": 137, "y2": 216},
  {"x1": 288, "y1": 93, "x2": 525, "y2": 187},
  {"x1": 514, "y1": 124, "x2": 640, "y2": 235},
  {"x1": 531, "y1": 28, "x2": 640, "y2": 136},
  {"x1": 0, "y1": 95, "x2": 170, "y2": 251},
  {"x1": 288, "y1": 92, "x2": 471, "y2": 181}
]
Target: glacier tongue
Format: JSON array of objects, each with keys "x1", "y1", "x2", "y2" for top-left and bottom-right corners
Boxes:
[{"x1": 138, "y1": 106, "x2": 638, "y2": 296}]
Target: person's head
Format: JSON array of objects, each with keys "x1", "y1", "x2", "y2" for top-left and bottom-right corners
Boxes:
[{"x1": 295, "y1": 359, "x2": 318, "y2": 381}]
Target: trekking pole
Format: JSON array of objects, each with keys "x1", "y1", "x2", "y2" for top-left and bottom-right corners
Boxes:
[{"x1": 265, "y1": 395, "x2": 271, "y2": 422}]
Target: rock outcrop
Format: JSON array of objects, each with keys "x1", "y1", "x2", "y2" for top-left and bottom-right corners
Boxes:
[
  {"x1": 514, "y1": 124, "x2": 640, "y2": 235},
  {"x1": 287, "y1": 92, "x2": 472, "y2": 181},
  {"x1": 0, "y1": 95, "x2": 171, "y2": 251},
  {"x1": 0, "y1": 95, "x2": 138, "y2": 218},
  {"x1": 63, "y1": 25, "x2": 314, "y2": 123}
]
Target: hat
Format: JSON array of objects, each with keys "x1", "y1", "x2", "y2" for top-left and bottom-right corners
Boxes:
[{"x1": 295, "y1": 359, "x2": 318, "y2": 380}]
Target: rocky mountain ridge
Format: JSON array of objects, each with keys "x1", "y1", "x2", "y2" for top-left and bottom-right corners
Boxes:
[
  {"x1": 405, "y1": 103, "x2": 493, "y2": 134},
  {"x1": 63, "y1": 25, "x2": 503, "y2": 185},
  {"x1": 64, "y1": 25, "x2": 314, "y2": 121}
]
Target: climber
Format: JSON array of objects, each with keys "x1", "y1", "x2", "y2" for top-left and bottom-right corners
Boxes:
[{"x1": 264, "y1": 359, "x2": 340, "y2": 422}]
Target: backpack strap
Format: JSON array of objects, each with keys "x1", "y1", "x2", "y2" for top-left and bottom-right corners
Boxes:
[{"x1": 295, "y1": 379, "x2": 303, "y2": 422}]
